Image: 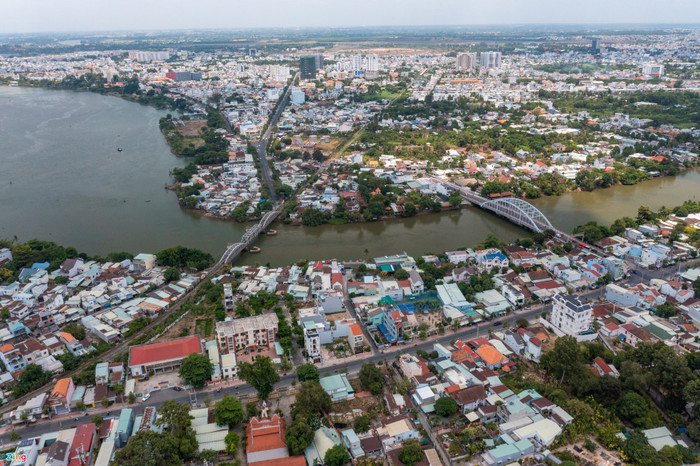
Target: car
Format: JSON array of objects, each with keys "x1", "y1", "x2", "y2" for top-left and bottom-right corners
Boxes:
[
  {"x1": 493, "y1": 322, "x2": 502, "y2": 327},
  {"x1": 173, "y1": 386, "x2": 182, "y2": 391},
  {"x1": 143, "y1": 375, "x2": 150, "y2": 381},
  {"x1": 142, "y1": 393, "x2": 151, "y2": 402}
]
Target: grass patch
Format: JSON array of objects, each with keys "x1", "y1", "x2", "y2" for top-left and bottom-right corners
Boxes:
[{"x1": 195, "y1": 318, "x2": 214, "y2": 338}]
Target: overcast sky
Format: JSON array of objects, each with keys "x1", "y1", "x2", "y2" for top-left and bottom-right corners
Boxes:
[{"x1": 3, "y1": 0, "x2": 700, "y2": 34}]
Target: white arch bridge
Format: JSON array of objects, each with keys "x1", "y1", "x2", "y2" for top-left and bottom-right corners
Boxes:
[
  {"x1": 480, "y1": 198, "x2": 554, "y2": 233},
  {"x1": 427, "y1": 175, "x2": 562, "y2": 234}
]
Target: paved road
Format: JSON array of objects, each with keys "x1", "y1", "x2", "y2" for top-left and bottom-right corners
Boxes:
[{"x1": 253, "y1": 73, "x2": 298, "y2": 203}]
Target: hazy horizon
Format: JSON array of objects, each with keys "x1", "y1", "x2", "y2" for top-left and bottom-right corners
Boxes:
[{"x1": 3, "y1": 0, "x2": 700, "y2": 35}]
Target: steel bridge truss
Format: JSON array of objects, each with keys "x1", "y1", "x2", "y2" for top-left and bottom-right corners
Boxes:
[{"x1": 481, "y1": 198, "x2": 554, "y2": 233}]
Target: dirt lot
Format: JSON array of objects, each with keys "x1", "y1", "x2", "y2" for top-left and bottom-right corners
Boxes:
[{"x1": 178, "y1": 119, "x2": 207, "y2": 136}]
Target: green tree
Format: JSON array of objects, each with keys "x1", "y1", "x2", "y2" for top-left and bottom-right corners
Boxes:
[
  {"x1": 398, "y1": 439, "x2": 424, "y2": 466},
  {"x1": 292, "y1": 381, "x2": 332, "y2": 420},
  {"x1": 540, "y1": 336, "x2": 582, "y2": 384},
  {"x1": 112, "y1": 430, "x2": 182, "y2": 466},
  {"x1": 394, "y1": 268, "x2": 409, "y2": 280},
  {"x1": 286, "y1": 418, "x2": 314, "y2": 455},
  {"x1": 354, "y1": 415, "x2": 370, "y2": 433},
  {"x1": 91, "y1": 415, "x2": 103, "y2": 427},
  {"x1": 63, "y1": 322, "x2": 86, "y2": 341},
  {"x1": 128, "y1": 392, "x2": 136, "y2": 404},
  {"x1": 238, "y1": 356, "x2": 280, "y2": 400},
  {"x1": 12, "y1": 364, "x2": 52, "y2": 398},
  {"x1": 214, "y1": 395, "x2": 244, "y2": 428},
  {"x1": 225, "y1": 431, "x2": 240, "y2": 455},
  {"x1": 435, "y1": 397, "x2": 458, "y2": 417},
  {"x1": 101, "y1": 396, "x2": 110, "y2": 408},
  {"x1": 164, "y1": 267, "x2": 180, "y2": 283},
  {"x1": 8, "y1": 431, "x2": 20, "y2": 442},
  {"x1": 296, "y1": 363, "x2": 320, "y2": 382},
  {"x1": 324, "y1": 444, "x2": 351, "y2": 466},
  {"x1": 359, "y1": 363, "x2": 384, "y2": 392},
  {"x1": 178, "y1": 353, "x2": 213, "y2": 389}
]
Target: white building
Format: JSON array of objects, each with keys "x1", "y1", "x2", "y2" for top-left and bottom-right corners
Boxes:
[
  {"x1": 480, "y1": 51, "x2": 502, "y2": 69},
  {"x1": 642, "y1": 63, "x2": 664, "y2": 77},
  {"x1": 550, "y1": 293, "x2": 593, "y2": 336}
]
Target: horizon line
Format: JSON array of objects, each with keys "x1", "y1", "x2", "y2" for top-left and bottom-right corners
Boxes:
[{"x1": 3, "y1": 22, "x2": 700, "y2": 37}]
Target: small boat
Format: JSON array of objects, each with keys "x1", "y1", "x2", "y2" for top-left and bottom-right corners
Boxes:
[{"x1": 117, "y1": 148, "x2": 123, "y2": 152}]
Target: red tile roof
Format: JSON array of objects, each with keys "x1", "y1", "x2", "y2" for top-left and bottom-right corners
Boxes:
[
  {"x1": 246, "y1": 415, "x2": 286, "y2": 453},
  {"x1": 250, "y1": 458, "x2": 306, "y2": 466},
  {"x1": 129, "y1": 335, "x2": 201, "y2": 367}
]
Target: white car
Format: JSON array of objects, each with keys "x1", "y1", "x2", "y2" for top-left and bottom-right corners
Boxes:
[{"x1": 142, "y1": 393, "x2": 151, "y2": 402}]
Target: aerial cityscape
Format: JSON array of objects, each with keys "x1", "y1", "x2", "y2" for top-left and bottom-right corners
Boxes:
[{"x1": 2, "y1": 3, "x2": 700, "y2": 466}]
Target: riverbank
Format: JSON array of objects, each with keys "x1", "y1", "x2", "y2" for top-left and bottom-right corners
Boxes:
[{"x1": 1, "y1": 78, "x2": 189, "y2": 112}]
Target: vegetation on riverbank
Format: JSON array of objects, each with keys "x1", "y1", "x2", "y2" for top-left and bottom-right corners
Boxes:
[
  {"x1": 573, "y1": 200, "x2": 700, "y2": 248},
  {"x1": 2, "y1": 74, "x2": 189, "y2": 111}
]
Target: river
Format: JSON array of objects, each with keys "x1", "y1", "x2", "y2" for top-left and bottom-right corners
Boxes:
[{"x1": 1, "y1": 86, "x2": 698, "y2": 266}]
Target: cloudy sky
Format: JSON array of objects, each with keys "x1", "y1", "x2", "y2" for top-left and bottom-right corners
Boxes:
[{"x1": 3, "y1": 0, "x2": 699, "y2": 34}]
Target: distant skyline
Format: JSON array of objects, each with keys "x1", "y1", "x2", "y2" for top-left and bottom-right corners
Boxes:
[{"x1": 3, "y1": 0, "x2": 700, "y2": 35}]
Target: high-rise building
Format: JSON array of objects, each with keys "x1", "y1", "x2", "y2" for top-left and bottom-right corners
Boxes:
[
  {"x1": 352, "y1": 55, "x2": 364, "y2": 72},
  {"x1": 591, "y1": 38, "x2": 600, "y2": 52},
  {"x1": 642, "y1": 63, "x2": 664, "y2": 77},
  {"x1": 314, "y1": 54, "x2": 324, "y2": 71},
  {"x1": 366, "y1": 54, "x2": 379, "y2": 72},
  {"x1": 165, "y1": 71, "x2": 202, "y2": 82},
  {"x1": 299, "y1": 55, "x2": 317, "y2": 80},
  {"x1": 480, "y1": 51, "x2": 502, "y2": 69},
  {"x1": 128, "y1": 51, "x2": 170, "y2": 62},
  {"x1": 290, "y1": 87, "x2": 305, "y2": 105},
  {"x1": 456, "y1": 52, "x2": 477, "y2": 71}
]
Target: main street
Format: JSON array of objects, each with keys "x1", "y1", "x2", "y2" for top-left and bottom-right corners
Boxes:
[{"x1": 253, "y1": 72, "x2": 298, "y2": 203}]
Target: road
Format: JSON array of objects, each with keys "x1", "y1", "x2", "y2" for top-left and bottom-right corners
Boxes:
[{"x1": 253, "y1": 73, "x2": 298, "y2": 203}]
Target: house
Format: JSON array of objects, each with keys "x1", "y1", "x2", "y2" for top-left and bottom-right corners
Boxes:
[
  {"x1": 69, "y1": 422, "x2": 96, "y2": 466},
  {"x1": 348, "y1": 324, "x2": 364, "y2": 354},
  {"x1": 320, "y1": 374, "x2": 355, "y2": 401},
  {"x1": 451, "y1": 384, "x2": 487, "y2": 413},
  {"x1": 132, "y1": 254, "x2": 156, "y2": 273},
  {"x1": 408, "y1": 270, "x2": 424, "y2": 294},
  {"x1": 49, "y1": 378, "x2": 75, "y2": 413},
  {"x1": 0, "y1": 343, "x2": 26, "y2": 373},
  {"x1": 446, "y1": 250, "x2": 468, "y2": 265},
  {"x1": 60, "y1": 258, "x2": 84, "y2": 278},
  {"x1": 476, "y1": 249, "x2": 509, "y2": 272},
  {"x1": 59, "y1": 332, "x2": 88, "y2": 357},
  {"x1": 593, "y1": 357, "x2": 620, "y2": 378},
  {"x1": 377, "y1": 415, "x2": 419, "y2": 446}
]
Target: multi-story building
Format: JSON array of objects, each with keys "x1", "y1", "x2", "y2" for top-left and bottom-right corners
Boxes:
[
  {"x1": 456, "y1": 52, "x2": 476, "y2": 71},
  {"x1": 299, "y1": 55, "x2": 317, "y2": 80},
  {"x1": 216, "y1": 314, "x2": 279, "y2": 353},
  {"x1": 128, "y1": 51, "x2": 170, "y2": 62},
  {"x1": 303, "y1": 321, "x2": 321, "y2": 362},
  {"x1": 348, "y1": 324, "x2": 363, "y2": 354},
  {"x1": 0, "y1": 343, "x2": 26, "y2": 372},
  {"x1": 480, "y1": 51, "x2": 502, "y2": 69},
  {"x1": 290, "y1": 87, "x2": 305, "y2": 105},
  {"x1": 223, "y1": 283, "x2": 235, "y2": 313},
  {"x1": 642, "y1": 63, "x2": 664, "y2": 77},
  {"x1": 366, "y1": 54, "x2": 379, "y2": 72},
  {"x1": 165, "y1": 71, "x2": 203, "y2": 82},
  {"x1": 550, "y1": 293, "x2": 593, "y2": 336}
]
